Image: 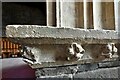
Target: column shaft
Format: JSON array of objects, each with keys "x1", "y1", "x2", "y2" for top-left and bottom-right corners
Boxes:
[
  {"x1": 93, "y1": 0, "x2": 103, "y2": 30},
  {"x1": 84, "y1": 0, "x2": 89, "y2": 29},
  {"x1": 114, "y1": 0, "x2": 120, "y2": 32},
  {"x1": 47, "y1": 1, "x2": 56, "y2": 26}
]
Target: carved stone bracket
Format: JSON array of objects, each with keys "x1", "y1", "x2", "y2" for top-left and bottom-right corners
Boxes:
[
  {"x1": 22, "y1": 42, "x2": 118, "y2": 65},
  {"x1": 82, "y1": 43, "x2": 118, "y2": 61},
  {"x1": 22, "y1": 43, "x2": 85, "y2": 64},
  {"x1": 6, "y1": 25, "x2": 120, "y2": 68}
]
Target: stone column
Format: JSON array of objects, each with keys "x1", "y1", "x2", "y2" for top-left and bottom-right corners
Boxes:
[
  {"x1": 46, "y1": 1, "x2": 56, "y2": 26},
  {"x1": 0, "y1": 1, "x2": 1, "y2": 37},
  {"x1": 84, "y1": 0, "x2": 89, "y2": 29},
  {"x1": 56, "y1": 0, "x2": 61, "y2": 27},
  {"x1": 60, "y1": 0, "x2": 76, "y2": 28},
  {"x1": 93, "y1": 0, "x2": 103, "y2": 30},
  {"x1": 114, "y1": 0, "x2": 120, "y2": 32},
  {"x1": 0, "y1": 38, "x2": 1, "y2": 58}
]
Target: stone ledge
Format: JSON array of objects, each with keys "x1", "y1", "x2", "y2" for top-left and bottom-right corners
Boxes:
[
  {"x1": 6, "y1": 25, "x2": 120, "y2": 44},
  {"x1": 29, "y1": 58, "x2": 118, "y2": 69},
  {"x1": 6, "y1": 25, "x2": 120, "y2": 68}
]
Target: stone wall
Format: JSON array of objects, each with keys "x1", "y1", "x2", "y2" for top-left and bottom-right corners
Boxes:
[{"x1": 36, "y1": 59, "x2": 120, "y2": 79}]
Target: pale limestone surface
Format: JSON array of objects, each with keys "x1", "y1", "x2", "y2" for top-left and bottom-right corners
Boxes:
[
  {"x1": 6, "y1": 25, "x2": 119, "y2": 68},
  {"x1": 6, "y1": 25, "x2": 119, "y2": 44}
]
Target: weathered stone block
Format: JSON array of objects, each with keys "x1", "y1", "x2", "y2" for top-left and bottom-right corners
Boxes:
[
  {"x1": 36, "y1": 73, "x2": 73, "y2": 79},
  {"x1": 35, "y1": 61, "x2": 120, "y2": 79},
  {"x1": 77, "y1": 63, "x2": 98, "y2": 72},
  {"x1": 6, "y1": 25, "x2": 120, "y2": 68},
  {"x1": 73, "y1": 67, "x2": 120, "y2": 78},
  {"x1": 35, "y1": 65, "x2": 78, "y2": 77},
  {"x1": 98, "y1": 60, "x2": 120, "y2": 68},
  {"x1": 6, "y1": 25, "x2": 120, "y2": 44}
]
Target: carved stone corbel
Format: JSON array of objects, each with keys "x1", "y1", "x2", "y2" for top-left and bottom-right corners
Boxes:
[
  {"x1": 22, "y1": 42, "x2": 85, "y2": 64},
  {"x1": 67, "y1": 42, "x2": 85, "y2": 61},
  {"x1": 83, "y1": 43, "x2": 118, "y2": 61},
  {"x1": 100, "y1": 43, "x2": 118, "y2": 59},
  {"x1": 6, "y1": 25, "x2": 120, "y2": 68}
]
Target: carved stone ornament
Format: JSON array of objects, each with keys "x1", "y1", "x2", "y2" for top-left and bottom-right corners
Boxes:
[
  {"x1": 22, "y1": 42, "x2": 118, "y2": 65},
  {"x1": 6, "y1": 25, "x2": 120, "y2": 68}
]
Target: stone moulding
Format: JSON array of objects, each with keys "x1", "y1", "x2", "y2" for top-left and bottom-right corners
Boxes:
[
  {"x1": 6, "y1": 25, "x2": 120, "y2": 44},
  {"x1": 6, "y1": 25, "x2": 120, "y2": 68}
]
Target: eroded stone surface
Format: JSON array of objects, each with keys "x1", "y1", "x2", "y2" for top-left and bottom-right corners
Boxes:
[
  {"x1": 98, "y1": 60, "x2": 120, "y2": 68},
  {"x1": 36, "y1": 60, "x2": 120, "y2": 79},
  {"x1": 83, "y1": 43, "x2": 118, "y2": 61},
  {"x1": 73, "y1": 67, "x2": 120, "y2": 78},
  {"x1": 6, "y1": 25, "x2": 120, "y2": 44},
  {"x1": 21, "y1": 42, "x2": 119, "y2": 68},
  {"x1": 5, "y1": 25, "x2": 120, "y2": 68},
  {"x1": 22, "y1": 43, "x2": 85, "y2": 64}
]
